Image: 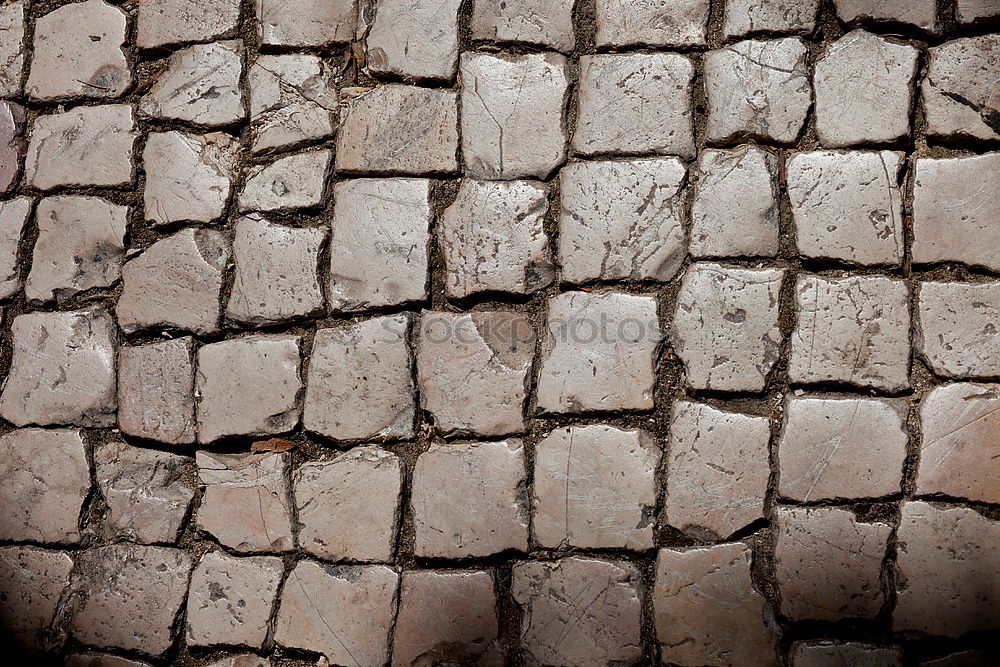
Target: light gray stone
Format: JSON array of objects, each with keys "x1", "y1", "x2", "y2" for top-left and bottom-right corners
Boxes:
[
  {"x1": 366, "y1": 0, "x2": 461, "y2": 80},
  {"x1": 958, "y1": 0, "x2": 1000, "y2": 24},
  {"x1": 0, "y1": 1, "x2": 25, "y2": 97},
  {"x1": 137, "y1": 0, "x2": 241, "y2": 49},
  {"x1": 595, "y1": 0, "x2": 708, "y2": 47},
  {"x1": 923, "y1": 35, "x2": 1000, "y2": 142},
  {"x1": 723, "y1": 0, "x2": 821, "y2": 37},
  {"x1": 248, "y1": 54, "x2": 337, "y2": 154},
  {"x1": 0, "y1": 100, "x2": 26, "y2": 193},
  {"x1": 140, "y1": 41, "x2": 244, "y2": 127},
  {"x1": 471, "y1": 0, "x2": 575, "y2": 51},
  {"x1": 66, "y1": 654, "x2": 153, "y2": 667},
  {"x1": 256, "y1": 0, "x2": 357, "y2": 47},
  {"x1": 916, "y1": 281, "x2": 1000, "y2": 379},
  {"x1": 239, "y1": 150, "x2": 330, "y2": 213},
  {"x1": 0, "y1": 546, "x2": 73, "y2": 654},
  {"x1": 834, "y1": 0, "x2": 938, "y2": 32},
  {"x1": 0, "y1": 197, "x2": 32, "y2": 300},
  {"x1": 791, "y1": 641, "x2": 903, "y2": 667}
]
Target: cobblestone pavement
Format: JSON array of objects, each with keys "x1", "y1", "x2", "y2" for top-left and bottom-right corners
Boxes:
[{"x1": 0, "y1": 0, "x2": 999, "y2": 665}]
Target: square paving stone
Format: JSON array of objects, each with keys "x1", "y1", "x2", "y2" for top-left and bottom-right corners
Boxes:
[
  {"x1": 24, "y1": 105, "x2": 136, "y2": 190},
  {"x1": 140, "y1": 41, "x2": 245, "y2": 127},
  {"x1": 789, "y1": 274, "x2": 910, "y2": 391},
  {"x1": 328, "y1": 178, "x2": 431, "y2": 312},
  {"x1": 595, "y1": 0, "x2": 708, "y2": 47},
  {"x1": 440, "y1": 179, "x2": 552, "y2": 298},
  {"x1": 143, "y1": 130, "x2": 239, "y2": 226},
  {"x1": 559, "y1": 158, "x2": 687, "y2": 283},
  {"x1": 412, "y1": 440, "x2": 528, "y2": 558},
  {"x1": 471, "y1": 0, "x2": 575, "y2": 51},
  {"x1": 778, "y1": 395, "x2": 907, "y2": 502},
  {"x1": 774, "y1": 506, "x2": 891, "y2": 622},
  {"x1": 417, "y1": 311, "x2": 534, "y2": 436},
  {"x1": 916, "y1": 281, "x2": 1000, "y2": 379},
  {"x1": 791, "y1": 641, "x2": 903, "y2": 667},
  {"x1": 25, "y1": 195, "x2": 128, "y2": 303},
  {"x1": 513, "y1": 557, "x2": 643, "y2": 667},
  {"x1": 137, "y1": 0, "x2": 241, "y2": 50},
  {"x1": 912, "y1": 154, "x2": 1000, "y2": 272},
  {"x1": 704, "y1": 37, "x2": 811, "y2": 145},
  {"x1": 256, "y1": 0, "x2": 357, "y2": 47},
  {"x1": 788, "y1": 151, "x2": 904, "y2": 266},
  {"x1": 336, "y1": 85, "x2": 459, "y2": 174},
  {"x1": 274, "y1": 561, "x2": 397, "y2": 666},
  {"x1": 833, "y1": 0, "x2": 937, "y2": 33},
  {"x1": 723, "y1": 0, "x2": 821, "y2": 37},
  {"x1": 0, "y1": 546, "x2": 73, "y2": 654},
  {"x1": 117, "y1": 228, "x2": 229, "y2": 336},
  {"x1": 691, "y1": 146, "x2": 780, "y2": 259},
  {"x1": 654, "y1": 543, "x2": 778, "y2": 667},
  {"x1": 186, "y1": 551, "x2": 283, "y2": 649},
  {"x1": 923, "y1": 35, "x2": 1000, "y2": 142},
  {"x1": 537, "y1": 291, "x2": 660, "y2": 413},
  {"x1": 26, "y1": 0, "x2": 130, "y2": 101},
  {"x1": 239, "y1": 150, "x2": 331, "y2": 213},
  {"x1": 814, "y1": 30, "x2": 918, "y2": 147},
  {"x1": 293, "y1": 446, "x2": 402, "y2": 562},
  {"x1": 366, "y1": 0, "x2": 461, "y2": 80},
  {"x1": 665, "y1": 400, "x2": 771, "y2": 539},
  {"x1": 304, "y1": 315, "x2": 415, "y2": 443},
  {"x1": 0, "y1": 101, "x2": 26, "y2": 193},
  {"x1": 533, "y1": 425, "x2": 659, "y2": 550},
  {"x1": 196, "y1": 451, "x2": 294, "y2": 553},
  {"x1": 0, "y1": 308, "x2": 117, "y2": 427},
  {"x1": 573, "y1": 54, "x2": 694, "y2": 158},
  {"x1": 226, "y1": 216, "x2": 326, "y2": 326},
  {"x1": 248, "y1": 54, "x2": 337, "y2": 154},
  {"x1": 118, "y1": 337, "x2": 196, "y2": 445},
  {"x1": 672, "y1": 263, "x2": 784, "y2": 392},
  {"x1": 393, "y1": 570, "x2": 499, "y2": 666},
  {"x1": 0, "y1": 1, "x2": 25, "y2": 97},
  {"x1": 196, "y1": 335, "x2": 302, "y2": 443},
  {"x1": 0, "y1": 428, "x2": 89, "y2": 544},
  {"x1": 460, "y1": 53, "x2": 570, "y2": 179},
  {"x1": 94, "y1": 441, "x2": 195, "y2": 545},
  {"x1": 0, "y1": 197, "x2": 31, "y2": 299},
  {"x1": 894, "y1": 501, "x2": 1000, "y2": 637}
]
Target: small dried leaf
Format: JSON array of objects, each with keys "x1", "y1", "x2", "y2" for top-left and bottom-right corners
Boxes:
[{"x1": 251, "y1": 437, "x2": 296, "y2": 453}]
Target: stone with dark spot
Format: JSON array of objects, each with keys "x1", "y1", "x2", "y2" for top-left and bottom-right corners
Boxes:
[
  {"x1": 723, "y1": 0, "x2": 821, "y2": 37},
  {"x1": 118, "y1": 338, "x2": 196, "y2": 445},
  {"x1": 924, "y1": 35, "x2": 1000, "y2": 141},
  {"x1": 595, "y1": 0, "x2": 708, "y2": 47},
  {"x1": 0, "y1": 197, "x2": 31, "y2": 299},
  {"x1": 916, "y1": 281, "x2": 1000, "y2": 379},
  {"x1": 0, "y1": 101, "x2": 26, "y2": 193},
  {"x1": 239, "y1": 150, "x2": 330, "y2": 213},
  {"x1": 957, "y1": 0, "x2": 1000, "y2": 25},
  {"x1": 471, "y1": 0, "x2": 575, "y2": 51},
  {"x1": 366, "y1": 0, "x2": 461, "y2": 80},
  {"x1": 833, "y1": 0, "x2": 937, "y2": 33},
  {"x1": 140, "y1": 41, "x2": 244, "y2": 127},
  {"x1": 0, "y1": 546, "x2": 73, "y2": 654},
  {"x1": 248, "y1": 54, "x2": 337, "y2": 154}
]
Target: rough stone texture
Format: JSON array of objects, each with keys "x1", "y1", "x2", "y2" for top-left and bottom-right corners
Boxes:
[
  {"x1": 417, "y1": 311, "x2": 534, "y2": 436},
  {"x1": 239, "y1": 150, "x2": 330, "y2": 213},
  {"x1": 916, "y1": 281, "x2": 1000, "y2": 379},
  {"x1": 0, "y1": 546, "x2": 73, "y2": 654},
  {"x1": 574, "y1": 54, "x2": 694, "y2": 158},
  {"x1": 595, "y1": 0, "x2": 708, "y2": 47},
  {"x1": 117, "y1": 228, "x2": 229, "y2": 336},
  {"x1": 894, "y1": 501, "x2": 1000, "y2": 637},
  {"x1": 328, "y1": 178, "x2": 431, "y2": 312},
  {"x1": 691, "y1": 146, "x2": 780, "y2": 258},
  {"x1": 304, "y1": 316, "x2": 415, "y2": 442},
  {"x1": 0, "y1": 428, "x2": 88, "y2": 544},
  {"x1": 723, "y1": 0, "x2": 821, "y2": 37},
  {"x1": 118, "y1": 338, "x2": 196, "y2": 444},
  {"x1": 834, "y1": 0, "x2": 938, "y2": 33},
  {"x1": 0, "y1": 100, "x2": 26, "y2": 193},
  {"x1": 137, "y1": 0, "x2": 241, "y2": 49},
  {"x1": 654, "y1": 543, "x2": 777, "y2": 666},
  {"x1": 923, "y1": 35, "x2": 1000, "y2": 142},
  {"x1": 393, "y1": 570, "x2": 499, "y2": 666},
  {"x1": 67, "y1": 545, "x2": 192, "y2": 656},
  {"x1": 774, "y1": 506, "x2": 891, "y2": 622},
  {"x1": 790, "y1": 641, "x2": 903, "y2": 667},
  {"x1": 513, "y1": 557, "x2": 643, "y2": 667},
  {"x1": 533, "y1": 425, "x2": 659, "y2": 549},
  {"x1": 814, "y1": 31, "x2": 919, "y2": 147},
  {"x1": 665, "y1": 401, "x2": 771, "y2": 538},
  {"x1": 27, "y1": 0, "x2": 129, "y2": 101},
  {"x1": 778, "y1": 396, "x2": 907, "y2": 502},
  {"x1": 274, "y1": 561, "x2": 397, "y2": 665},
  {"x1": 917, "y1": 383, "x2": 1000, "y2": 504},
  {"x1": 66, "y1": 655, "x2": 154, "y2": 667},
  {"x1": 0, "y1": 1, "x2": 25, "y2": 97},
  {"x1": 366, "y1": 0, "x2": 461, "y2": 80},
  {"x1": 912, "y1": 154, "x2": 1000, "y2": 272},
  {"x1": 788, "y1": 151, "x2": 904, "y2": 265},
  {"x1": 205, "y1": 658, "x2": 270, "y2": 667},
  {"x1": 294, "y1": 447, "x2": 402, "y2": 562},
  {"x1": 196, "y1": 336, "x2": 302, "y2": 443},
  {"x1": 559, "y1": 158, "x2": 686, "y2": 283},
  {"x1": 256, "y1": 0, "x2": 357, "y2": 47},
  {"x1": 140, "y1": 41, "x2": 244, "y2": 127},
  {"x1": 226, "y1": 216, "x2": 325, "y2": 325},
  {"x1": 186, "y1": 551, "x2": 283, "y2": 649},
  {"x1": 248, "y1": 54, "x2": 337, "y2": 154},
  {"x1": 0, "y1": 308, "x2": 117, "y2": 427},
  {"x1": 704, "y1": 37, "x2": 811, "y2": 145},
  {"x1": 25, "y1": 195, "x2": 127, "y2": 303},
  {"x1": 789, "y1": 274, "x2": 911, "y2": 391},
  {"x1": 24, "y1": 105, "x2": 136, "y2": 190},
  {"x1": 95, "y1": 441, "x2": 195, "y2": 544},
  {"x1": 471, "y1": 0, "x2": 575, "y2": 51},
  {"x1": 440, "y1": 179, "x2": 552, "y2": 298},
  {"x1": 196, "y1": 451, "x2": 294, "y2": 553},
  {"x1": 412, "y1": 440, "x2": 528, "y2": 558},
  {"x1": 958, "y1": 0, "x2": 1000, "y2": 24},
  {"x1": 673, "y1": 263, "x2": 784, "y2": 392},
  {"x1": 537, "y1": 291, "x2": 660, "y2": 413},
  {"x1": 460, "y1": 53, "x2": 569, "y2": 179},
  {"x1": 336, "y1": 85, "x2": 459, "y2": 174},
  {"x1": 0, "y1": 196, "x2": 30, "y2": 299},
  {"x1": 143, "y1": 130, "x2": 239, "y2": 226}
]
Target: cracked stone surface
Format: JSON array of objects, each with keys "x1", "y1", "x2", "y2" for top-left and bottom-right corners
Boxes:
[
  {"x1": 0, "y1": 196, "x2": 30, "y2": 299},
  {"x1": 0, "y1": 1, "x2": 25, "y2": 97},
  {"x1": 0, "y1": 545, "x2": 73, "y2": 654},
  {"x1": 774, "y1": 506, "x2": 891, "y2": 622},
  {"x1": 723, "y1": 0, "x2": 821, "y2": 37},
  {"x1": 916, "y1": 281, "x2": 1000, "y2": 379},
  {"x1": 533, "y1": 424, "x2": 660, "y2": 549},
  {"x1": 665, "y1": 400, "x2": 771, "y2": 538},
  {"x1": 791, "y1": 641, "x2": 904, "y2": 667},
  {"x1": 366, "y1": 0, "x2": 461, "y2": 81},
  {"x1": 923, "y1": 35, "x2": 1000, "y2": 142},
  {"x1": 559, "y1": 157, "x2": 687, "y2": 283},
  {"x1": 833, "y1": 0, "x2": 938, "y2": 33},
  {"x1": 574, "y1": 53, "x2": 695, "y2": 158},
  {"x1": 137, "y1": 0, "x2": 241, "y2": 50},
  {"x1": 256, "y1": 0, "x2": 357, "y2": 47},
  {"x1": 293, "y1": 446, "x2": 402, "y2": 562},
  {"x1": 248, "y1": 54, "x2": 337, "y2": 154},
  {"x1": 141, "y1": 41, "x2": 244, "y2": 127},
  {"x1": 595, "y1": 0, "x2": 708, "y2": 47},
  {"x1": 0, "y1": 100, "x2": 26, "y2": 193},
  {"x1": 471, "y1": 0, "x2": 575, "y2": 51},
  {"x1": 513, "y1": 557, "x2": 643, "y2": 667},
  {"x1": 239, "y1": 150, "x2": 331, "y2": 213}
]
